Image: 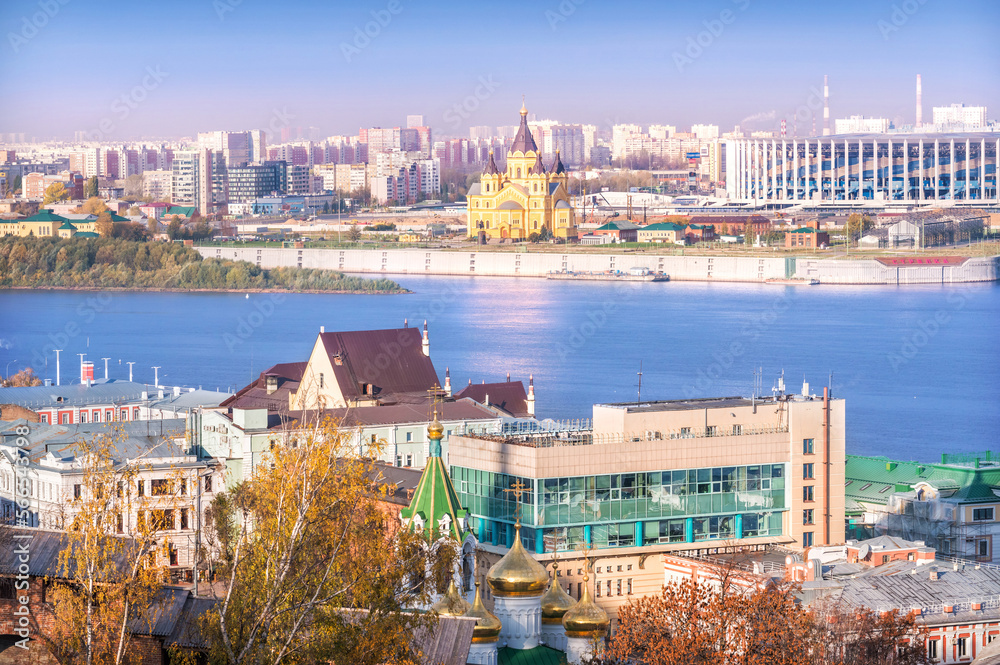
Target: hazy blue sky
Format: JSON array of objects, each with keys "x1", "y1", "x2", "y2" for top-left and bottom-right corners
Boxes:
[{"x1": 1, "y1": 0, "x2": 997, "y2": 140}]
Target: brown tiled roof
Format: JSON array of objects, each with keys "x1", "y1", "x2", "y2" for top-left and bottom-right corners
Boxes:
[
  {"x1": 318, "y1": 328, "x2": 439, "y2": 403},
  {"x1": 220, "y1": 361, "x2": 306, "y2": 411},
  {"x1": 454, "y1": 381, "x2": 529, "y2": 418},
  {"x1": 270, "y1": 398, "x2": 495, "y2": 430}
]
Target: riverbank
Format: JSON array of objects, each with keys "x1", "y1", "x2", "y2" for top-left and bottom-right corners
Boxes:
[
  {"x1": 198, "y1": 246, "x2": 1000, "y2": 286},
  {"x1": 0, "y1": 285, "x2": 410, "y2": 295}
]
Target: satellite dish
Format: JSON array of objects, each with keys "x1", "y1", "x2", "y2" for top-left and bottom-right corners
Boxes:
[{"x1": 858, "y1": 543, "x2": 870, "y2": 560}]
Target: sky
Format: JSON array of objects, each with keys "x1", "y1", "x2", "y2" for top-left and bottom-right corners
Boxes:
[{"x1": 0, "y1": 0, "x2": 998, "y2": 141}]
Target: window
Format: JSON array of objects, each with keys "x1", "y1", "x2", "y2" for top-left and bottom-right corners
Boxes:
[
  {"x1": 133, "y1": 408, "x2": 140, "y2": 420},
  {"x1": 73, "y1": 484, "x2": 81, "y2": 500},
  {"x1": 105, "y1": 410, "x2": 113, "y2": 421},
  {"x1": 120, "y1": 409, "x2": 128, "y2": 421},
  {"x1": 92, "y1": 411, "x2": 100, "y2": 422},
  {"x1": 607, "y1": 580, "x2": 612, "y2": 596},
  {"x1": 957, "y1": 637, "x2": 967, "y2": 658},
  {"x1": 803, "y1": 438, "x2": 814, "y2": 454},
  {"x1": 882, "y1": 555, "x2": 890, "y2": 564},
  {"x1": 406, "y1": 432, "x2": 412, "y2": 442},
  {"x1": 151, "y1": 479, "x2": 170, "y2": 496},
  {"x1": 627, "y1": 578, "x2": 633, "y2": 594},
  {"x1": 180, "y1": 509, "x2": 189, "y2": 530},
  {"x1": 803, "y1": 531, "x2": 814, "y2": 547},
  {"x1": 204, "y1": 476, "x2": 212, "y2": 493},
  {"x1": 928, "y1": 639, "x2": 938, "y2": 660},
  {"x1": 179, "y1": 480, "x2": 186, "y2": 496},
  {"x1": 80, "y1": 412, "x2": 87, "y2": 423},
  {"x1": 974, "y1": 508, "x2": 995, "y2": 521},
  {"x1": 116, "y1": 514, "x2": 124, "y2": 534},
  {"x1": 61, "y1": 413, "x2": 69, "y2": 424},
  {"x1": 803, "y1": 485, "x2": 814, "y2": 502},
  {"x1": 40, "y1": 414, "x2": 48, "y2": 424},
  {"x1": 319, "y1": 373, "x2": 324, "y2": 388},
  {"x1": 395, "y1": 455, "x2": 402, "y2": 467},
  {"x1": 405, "y1": 454, "x2": 413, "y2": 467},
  {"x1": 149, "y1": 509, "x2": 174, "y2": 531},
  {"x1": 0, "y1": 578, "x2": 16, "y2": 600},
  {"x1": 979, "y1": 539, "x2": 991, "y2": 559},
  {"x1": 616, "y1": 579, "x2": 622, "y2": 596},
  {"x1": 706, "y1": 425, "x2": 717, "y2": 437},
  {"x1": 596, "y1": 581, "x2": 601, "y2": 597},
  {"x1": 576, "y1": 583, "x2": 581, "y2": 598},
  {"x1": 803, "y1": 509, "x2": 814, "y2": 525},
  {"x1": 803, "y1": 463, "x2": 814, "y2": 480}
]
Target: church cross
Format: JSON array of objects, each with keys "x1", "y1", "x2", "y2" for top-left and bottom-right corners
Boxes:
[{"x1": 502, "y1": 478, "x2": 529, "y2": 527}]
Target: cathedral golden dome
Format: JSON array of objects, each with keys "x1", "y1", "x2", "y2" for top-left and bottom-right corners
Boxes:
[
  {"x1": 430, "y1": 578, "x2": 471, "y2": 616},
  {"x1": 465, "y1": 582, "x2": 502, "y2": 643},
  {"x1": 486, "y1": 523, "x2": 549, "y2": 597},
  {"x1": 540, "y1": 560, "x2": 576, "y2": 623},
  {"x1": 561, "y1": 571, "x2": 609, "y2": 638}
]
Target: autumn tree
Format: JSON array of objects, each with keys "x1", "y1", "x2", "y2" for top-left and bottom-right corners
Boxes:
[
  {"x1": 846, "y1": 213, "x2": 874, "y2": 245},
  {"x1": 84, "y1": 176, "x2": 99, "y2": 199},
  {"x1": 95, "y1": 212, "x2": 114, "y2": 237},
  {"x1": 34, "y1": 426, "x2": 188, "y2": 665},
  {"x1": 146, "y1": 217, "x2": 159, "y2": 236},
  {"x1": 80, "y1": 197, "x2": 111, "y2": 216},
  {"x1": 199, "y1": 415, "x2": 432, "y2": 665},
  {"x1": 43, "y1": 182, "x2": 71, "y2": 205},
  {"x1": 1, "y1": 366, "x2": 43, "y2": 387},
  {"x1": 346, "y1": 225, "x2": 362, "y2": 243}
]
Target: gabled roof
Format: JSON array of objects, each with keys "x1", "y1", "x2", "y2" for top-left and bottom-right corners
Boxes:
[
  {"x1": 554, "y1": 200, "x2": 571, "y2": 209},
  {"x1": 509, "y1": 109, "x2": 538, "y2": 155},
  {"x1": 23, "y1": 210, "x2": 67, "y2": 223},
  {"x1": 788, "y1": 227, "x2": 820, "y2": 234},
  {"x1": 454, "y1": 381, "x2": 529, "y2": 418},
  {"x1": 317, "y1": 328, "x2": 439, "y2": 403},
  {"x1": 467, "y1": 183, "x2": 482, "y2": 196},
  {"x1": 58, "y1": 221, "x2": 77, "y2": 230},
  {"x1": 166, "y1": 206, "x2": 196, "y2": 217},
  {"x1": 846, "y1": 454, "x2": 1000, "y2": 507}
]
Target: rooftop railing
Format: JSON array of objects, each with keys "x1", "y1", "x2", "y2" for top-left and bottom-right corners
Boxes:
[{"x1": 458, "y1": 424, "x2": 789, "y2": 448}]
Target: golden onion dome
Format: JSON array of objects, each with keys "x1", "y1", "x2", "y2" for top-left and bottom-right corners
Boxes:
[
  {"x1": 540, "y1": 561, "x2": 576, "y2": 623},
  {"x1": 486, "y1": 523, "x2": 549, "y2": 597},
  {"x1": 430, "y1": 578, "x2": 471, "y2": 616},
  {"x1": 464, "y1": 582, "x2": 501, "y2": 643},
  {"x1": 427, "y1": 410, "x2": 444, "y2": 441},
  {"x1": 562, "y1": 572, "x2": 609, "y2": 638}
]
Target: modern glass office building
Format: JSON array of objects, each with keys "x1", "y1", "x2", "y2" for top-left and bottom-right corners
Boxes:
[{"x1": 452, "y1": 462, "x2": 787, "y2": 553}]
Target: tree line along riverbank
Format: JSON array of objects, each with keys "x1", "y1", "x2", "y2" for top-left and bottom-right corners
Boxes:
[{"x1": 0, "y1": 236, "x2": 408, "y2": 293}]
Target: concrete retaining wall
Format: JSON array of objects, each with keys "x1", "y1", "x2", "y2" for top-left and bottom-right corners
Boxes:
[{"x1": 196, "y1": 246, "x2": 999, "y2": 285}]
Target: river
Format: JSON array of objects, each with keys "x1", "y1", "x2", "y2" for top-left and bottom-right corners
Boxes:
[{"x1": 1, "y1": 277, "x2": 997, "y2": 462}]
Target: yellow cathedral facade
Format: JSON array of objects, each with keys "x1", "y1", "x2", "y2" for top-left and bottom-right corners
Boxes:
[{"x1": 466, "y1": 102, "x2": 577, "y2": 241}]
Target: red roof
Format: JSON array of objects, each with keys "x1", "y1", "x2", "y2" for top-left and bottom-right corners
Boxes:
[
  {"x1": 454, "y1": 381, "x2": 529, "y2": 418},
  {"x1": 318, "y1": 328, "x2": 439, "y2": 403}
]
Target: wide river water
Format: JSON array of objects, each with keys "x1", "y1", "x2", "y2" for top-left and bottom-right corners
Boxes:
[{"x1": 1, "y1": 277, "x2": 997, "y2": 462}]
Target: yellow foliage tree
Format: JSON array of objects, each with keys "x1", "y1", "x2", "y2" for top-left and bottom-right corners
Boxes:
[
  {"x1": 34, "y1": 426, "x2": 188, "y2": 665},
  {"x1": 200, "y1": 415, "x2": 433, "y2": 665},
  {"x1": 43, "y1": 182, "x2": 70, "y2": 205}
]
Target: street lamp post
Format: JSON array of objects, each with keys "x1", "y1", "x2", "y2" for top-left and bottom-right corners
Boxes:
[{"x1": 4, "y1": 359, "x2": 17, "y2": 381}]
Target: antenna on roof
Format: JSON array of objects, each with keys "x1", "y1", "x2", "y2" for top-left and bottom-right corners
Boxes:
[{"x1": 829, "y1": 371, "x2": 834, "y2": 399}]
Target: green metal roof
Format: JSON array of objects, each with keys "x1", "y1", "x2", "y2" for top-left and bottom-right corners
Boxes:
[
  {"x1": 400, "y1": 455, "x2": 468, "y2": 543},
  {"x1": 498, "y1": 645, "x2": 565, "y2": 665},
  {"x1": 109, "y1": 212, "x2": 131, "y2": 222},
  {"x1": 846, "y1": 454, "x2": 1000, "y2": 510},
  {"x1": 642, "y1": 222, "x2": 684, "y2": 231},
  {"x1": 166, "y1": 206, "x2": 196, "y2": 217},
  {"x1": 74, "y1": 231, "x2": 99, "y2": 238},
  {"x1": 23, "y1": 210, "x2": 68, "y2": 223},
  {"x1": 58, "y1": 221, "x2": 77, "y2": 230},
  {"x1": 788, "y1": 227, "x2": 820, "y2": 234}
]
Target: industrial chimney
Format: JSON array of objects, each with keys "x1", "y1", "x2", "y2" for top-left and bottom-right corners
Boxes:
[
  {"x1": 822, "y1": 75, "x2": 830, "y2": 136},
  {"x1": 916, "y1": 74, "x2": 923, "y2": 128}
]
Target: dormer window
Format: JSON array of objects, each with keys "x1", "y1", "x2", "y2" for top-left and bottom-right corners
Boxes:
[{"x1": 266, "y1": 376, "x2": 278, "y2": 395}]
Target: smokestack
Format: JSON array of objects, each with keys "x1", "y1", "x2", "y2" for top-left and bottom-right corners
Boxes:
[
  {"x1": 780, "y1": 118, "x2": 786, "y2": 138},
  {"x1": 421, "y1": 321, "x2": 429, "y2": 357},
  {"x1": 916, "y1": 74, "x2": 923, "y2": 128},
  {"x1": 444, "y1": 367, "x2": 451, "y2": 397},
  {"x1": 822, "y1": 75, "x2": 830, "y2": 136}
]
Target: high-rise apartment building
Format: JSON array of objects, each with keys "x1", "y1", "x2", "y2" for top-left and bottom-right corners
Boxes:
[
  {"x1": 142, "y1": 170, "x2": 172, "y2": 201},
  {"x1": 932, "y1": 104, "x2": 988, "y2": 130},
  {"x1": 612, "y1": 124, "x2": 643, "y2": 159},
  {"x1": 227, "y1": 161, "x2": 287, "y2": 204},
  {"x1": 171, "y1": 149, "x2": 227, "y2": 214},
  {"x1": 691, "y1": 124, "x2": 720, "y2": 140}
]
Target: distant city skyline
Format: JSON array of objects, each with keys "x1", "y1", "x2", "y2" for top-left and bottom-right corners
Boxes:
[{"x1": 0, "y1": 0, "x2": 997, "y2": 141}]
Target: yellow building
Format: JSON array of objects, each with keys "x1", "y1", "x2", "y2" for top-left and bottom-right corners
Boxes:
[{"x1": 467, "y1": 103, "x2": 577, "y2": 241}]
